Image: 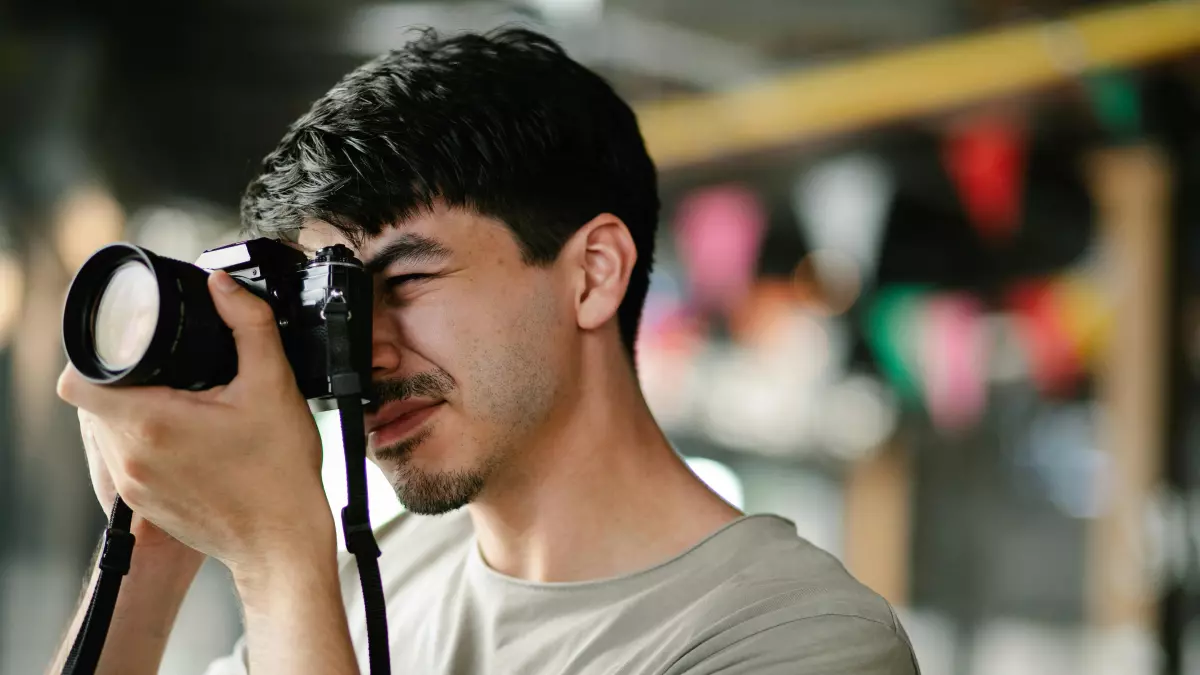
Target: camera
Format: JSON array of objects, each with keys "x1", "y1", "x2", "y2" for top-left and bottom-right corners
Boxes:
[{"x1": 62, "y1": 238, "x2": 372, "y2": 400}]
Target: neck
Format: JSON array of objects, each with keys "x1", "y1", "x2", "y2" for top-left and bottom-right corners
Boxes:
[{"x1": 466, "y1": 341, "x2": 742, "y2": 583}]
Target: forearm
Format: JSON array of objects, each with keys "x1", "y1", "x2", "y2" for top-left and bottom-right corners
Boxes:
[
  {"x1": 46, "y1": 523, "x2": 204, "y2": 675},
  {"x1": 232, "y1": 520, "x2": 358, "y2": 674}
]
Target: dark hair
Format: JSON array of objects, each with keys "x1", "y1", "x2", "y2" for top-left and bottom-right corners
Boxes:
[{"x1": 241, "y1": 27, "x2": 660, "y2": 359}]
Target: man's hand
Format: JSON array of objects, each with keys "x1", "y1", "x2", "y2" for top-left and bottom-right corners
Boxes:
[
  {"x1": 55, "y1": 271, "x2": 358, "y2": 675},
  {"x1": 78, "y1": 408, "x2": 194, "y2": 552},
  {"x1": 57, "y1": 270, "x2": 333, "y2": 575},
  {"x1": 45, "y1": 410, "x2": 205, "y2": 675}
]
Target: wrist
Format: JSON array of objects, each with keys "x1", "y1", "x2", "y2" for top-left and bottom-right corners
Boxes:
[
  {"x1": 228, "y1": 507, "x2": 338, "y2": 596},
  {"x1": 126, "y1": 517, "x2": 205, "y2": 578},
  {"x1": 232, "y1": 509, "x2": 358, "y2": 675},
  {"x1": 129, "y1": 515, "x2": 196, "y2": 552}
]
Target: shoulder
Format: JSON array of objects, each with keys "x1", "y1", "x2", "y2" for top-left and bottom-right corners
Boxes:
[
  {"x1": 695, "y1": 515, "x2": 900, "y2": 626},
  {"x1": 666, "y1": 515, "x2": 919, "y2": 674},
  {"x1": 668, "y1": 612, "x2": 918, "y2": 675}
]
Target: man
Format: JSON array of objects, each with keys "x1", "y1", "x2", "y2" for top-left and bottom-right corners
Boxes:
[{"x1": 50, "y1": 28, "x2": 919, "y2": 674}]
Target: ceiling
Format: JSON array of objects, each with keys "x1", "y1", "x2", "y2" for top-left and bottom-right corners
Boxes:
[{"x1": 0, "y1": 0, "x2": 1127, "y2": 216}]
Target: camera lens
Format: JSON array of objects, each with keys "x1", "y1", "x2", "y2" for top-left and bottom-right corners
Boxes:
[
  {"x1": 93, "y1": 261, "x2": 160, "y2": 370},
  {"x1": 63, "y1": 243, "x2": 238, "y2": 389}
]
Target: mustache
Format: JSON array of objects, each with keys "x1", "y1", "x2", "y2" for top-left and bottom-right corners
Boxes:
[{"x1": 368, "y1": 369, "x2": 456, "y2": 409}]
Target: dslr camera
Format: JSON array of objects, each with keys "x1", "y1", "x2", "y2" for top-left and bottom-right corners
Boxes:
[{"x1": 62, "y1": 238, "x2": 372, "y2": 399}]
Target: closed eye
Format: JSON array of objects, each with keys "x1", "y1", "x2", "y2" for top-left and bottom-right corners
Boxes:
[{"x1": 385, "y1": 273, "x2": 435, "y2": 288}]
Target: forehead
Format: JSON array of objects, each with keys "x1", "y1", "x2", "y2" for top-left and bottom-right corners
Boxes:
[{"x1": 296, "y1": 205, "x2": 519, "y2": 262}]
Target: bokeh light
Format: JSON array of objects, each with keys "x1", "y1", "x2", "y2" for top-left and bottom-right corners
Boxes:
[{"x1": 53, "y1": 186, "x2": 125, "y2": 272}]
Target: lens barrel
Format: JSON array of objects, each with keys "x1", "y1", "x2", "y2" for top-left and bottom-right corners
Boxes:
[{"x1": 63, "y1": 243, "x2": 238, "y2": 390}]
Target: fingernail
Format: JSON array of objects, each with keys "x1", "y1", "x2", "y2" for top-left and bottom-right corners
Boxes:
[{"x1": 213, "y1": 272, "x2": 240, "y2": 293}]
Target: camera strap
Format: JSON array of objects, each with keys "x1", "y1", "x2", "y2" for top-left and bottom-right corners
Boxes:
[
  {"x1": 324, "y1": 293, "x2": 392, "y2": 675},
  {"x1": 62, "y1": 496, "x2": 136, "y2": 675}
]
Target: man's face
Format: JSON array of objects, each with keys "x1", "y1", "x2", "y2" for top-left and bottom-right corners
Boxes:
[{"x1": 299, "y1": 205, "x2": 572, "y2": 514}]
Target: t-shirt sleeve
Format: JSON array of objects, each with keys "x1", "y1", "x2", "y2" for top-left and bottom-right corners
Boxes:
[
  {"x1": 200, "y1": 636, "x2": 249, "y2": 675},
  {"x1": 680, "y1": 615, "x2": 919, "y2": 675}
]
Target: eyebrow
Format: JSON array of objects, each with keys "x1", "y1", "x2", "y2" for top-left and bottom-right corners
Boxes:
[{"x1": 362, "y1": 234, "x2": 452, "y2": 275}]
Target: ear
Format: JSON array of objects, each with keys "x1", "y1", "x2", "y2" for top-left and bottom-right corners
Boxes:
[{"x1": 563, "y1": 214, "x2": 637, "y2": 333}]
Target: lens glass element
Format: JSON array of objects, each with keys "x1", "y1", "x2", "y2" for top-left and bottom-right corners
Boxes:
[{"x1": 93, "y1": 261, "x2": 160, "y2": 370}]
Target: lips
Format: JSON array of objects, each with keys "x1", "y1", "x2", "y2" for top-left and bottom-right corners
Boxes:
[
  {"x1": 366, "y1": 399, "x2": 443, "y2": 449},
  {"x1": 367, "y1": 399, "x2": 440, "y2": 432}
]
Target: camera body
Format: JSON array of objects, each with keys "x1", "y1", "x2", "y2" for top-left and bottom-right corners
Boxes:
[
  {"x1": 196, "y1": 239, "x2": 373, "y2": 399},
  {"x1": 63, "y1": 238, "x2": 372, "y2": 400}
]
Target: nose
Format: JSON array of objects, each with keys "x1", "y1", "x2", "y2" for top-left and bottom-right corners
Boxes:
[{"x1": 370, "y1": 305, "x2": 402, "y2": 378}]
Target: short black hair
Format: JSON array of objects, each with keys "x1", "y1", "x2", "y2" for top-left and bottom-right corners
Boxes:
[{"x1": 241, "y1": 27, "x2": 660, "y2": 359}]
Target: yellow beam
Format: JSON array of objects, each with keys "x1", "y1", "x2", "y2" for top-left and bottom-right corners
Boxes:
[{"x1": 636, "y1": 1, "x2": 1200, "y2": 170}]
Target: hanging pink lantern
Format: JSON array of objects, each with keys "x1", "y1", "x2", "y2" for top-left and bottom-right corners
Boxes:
[
  {"x1": 921, "y1": 293, "x2": 988, "y2": 432},
  {"x1": 672, "y1": 184, "x2": 767, "y2": 318}
]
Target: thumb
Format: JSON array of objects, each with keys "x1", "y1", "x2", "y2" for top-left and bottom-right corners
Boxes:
[{"x1": 208, "y1": 271, "x2": 290, "y2": 382}]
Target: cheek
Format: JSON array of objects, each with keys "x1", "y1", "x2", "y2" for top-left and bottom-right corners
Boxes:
[
  {"x1": 378, "y1": 299, "x2": 452, "y2": 359},
  {"x1": 383, "y1": 272, "x2": 571, "y2": 429},
  {"x1": 468, "y1": 287, "x2": 565, "y2": 426},
  {"x1": 466, "y1": 274, "x2": 569, "y2": 410},
  {"x1": 387, "y1": 278, "x2": 555, "y2": 375}
]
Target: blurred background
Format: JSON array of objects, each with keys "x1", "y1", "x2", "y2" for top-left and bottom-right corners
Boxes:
[{"x1": 3, "y1": 0, "x2": 1200, "y2": 673}]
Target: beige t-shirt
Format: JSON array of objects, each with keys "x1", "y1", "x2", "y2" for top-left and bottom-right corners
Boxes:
[{"x1": 204, "y1": 510, "x2": 919, "y2": 674}]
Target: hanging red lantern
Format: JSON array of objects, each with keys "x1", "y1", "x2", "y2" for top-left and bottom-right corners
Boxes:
[
  {"x1": 944, "y1": 116, "x2": 1027, "y2": 242},
  {"x1": 1007, "y1": 280, "x2": 1083, "y2": 395}
]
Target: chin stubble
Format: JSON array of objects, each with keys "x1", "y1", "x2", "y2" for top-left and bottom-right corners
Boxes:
[{"x1": 376, "y1": 426, "x2": 498, "y2": 515}]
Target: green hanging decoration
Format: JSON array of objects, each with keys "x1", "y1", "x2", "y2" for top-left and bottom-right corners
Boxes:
[
  {"x1": 864, "y1": 285, "x2": 931, "y2": 405},
  {"x1": 1084, "y1": 70, "x2": 1142, "y2": 143}
]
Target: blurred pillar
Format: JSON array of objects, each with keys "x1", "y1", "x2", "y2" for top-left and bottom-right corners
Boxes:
[
  {"x1": 1085, "y1": 144, "x2": 1171, "y2": 673},
  {"x1": 0, "y1": 348, "x2": 12, "y2": 647},
  {"x1": 1155, "y1": 76, "x2": 1200, "y2": 675},
  {"x1": 844, "y1": 440, "x2": 911, "y2": 607}
]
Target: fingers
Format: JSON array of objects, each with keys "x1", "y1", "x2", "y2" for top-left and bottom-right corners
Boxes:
[
  {"x1": 207, "y1": 271, "x2": 291, "y2": 386},
  {"x1": 79, "y1": 408, "x2": 99, "y2": 460},
  {"x1": 79, "y1": 409, "x2": 118, "y2": 509},
  {"x1": 58, "y1": 365, "x2": 182, "y2": 418},
  {"x1": 72, "y1": 387, "x2": 162, "y2": 511}
]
